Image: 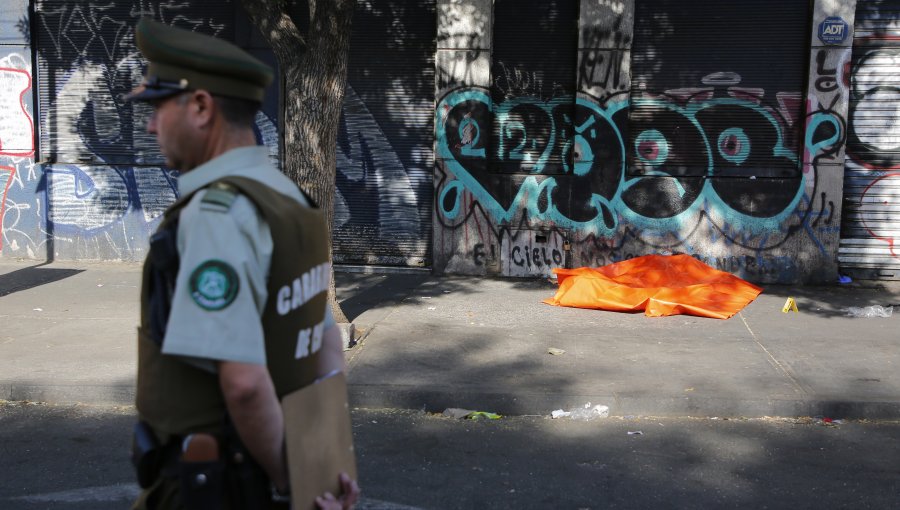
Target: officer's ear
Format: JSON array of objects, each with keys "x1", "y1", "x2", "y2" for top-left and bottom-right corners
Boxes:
[{"x1": 187, "y1": 90, "x2": 216, "y2": 128}]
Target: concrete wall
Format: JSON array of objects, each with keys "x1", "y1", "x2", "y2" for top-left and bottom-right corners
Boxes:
[
  {"x1": 801, "y1": 0, "x2": 856, "y2": 281},
  {"x1": 434, "y1": 0, "x2": 496, "y2": 274},
  {"x1": 433, "y1": 0, "x2": 855, "y2": 284}
]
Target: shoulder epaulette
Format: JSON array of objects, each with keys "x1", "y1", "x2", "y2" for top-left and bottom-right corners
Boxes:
[{"x1": 200, "y1": 182, "x2": 238, "y2": 211}]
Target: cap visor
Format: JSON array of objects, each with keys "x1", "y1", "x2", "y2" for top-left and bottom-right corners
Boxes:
[{"x1": 124, "y1": 84, "x2": 182, "y2": 102}]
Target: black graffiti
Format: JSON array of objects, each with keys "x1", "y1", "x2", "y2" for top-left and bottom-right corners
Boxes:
[
  {"x1": 36, "y1": 0, "x2": 241, "y2": 165},
  {"x1": 847, "y1": 48, "x2": 900, "y2": 168},
  {"x1": 692, "y1": 254, "x2": 790, "y2": 277},
  {"x1": 811, "y1": 192, "x2": 834, "y2": 227},
  {"x1": 493, "y1": 61, "x2": 550, "y2": 99},
  {"x1": 473, "y1": 243, "x2": 486, "y2": 266},
  {"x1": 511, "y1": 245, "x2": 563, "y2": 268},
  {"x1": 581, "y1": 250, "x2": 789, "y2": 278},
  {"x1": 442, "y1": 85, "x2": 806, "y2": 231},
  {"x1": 815, "y1": 50, "x2": 838, "y2": 93},
  {"x1": 581, "y1": 251, "x2": 635, "y2": 268},
  {"x1": 578, "y1": 50, "x2": 628, "y2": 92}
]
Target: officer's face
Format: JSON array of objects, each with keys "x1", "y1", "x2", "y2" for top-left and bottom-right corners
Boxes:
[{"x1": 147, "y1": 92, "x2": 195, "y2": 172}]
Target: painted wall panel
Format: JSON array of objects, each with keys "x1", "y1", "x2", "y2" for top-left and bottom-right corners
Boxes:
[
  {"x1": 501, "y1": 229, "x2": 566, "y2": 277},
  {"x1": 0, "y1": 47, "x2": 32, "y2": 156},
  {"x1": 0, "y1": 6, "x2": 40, "y2": 258},
  {"x1": 839, "y1": 0, "x2": 900, "y2": 278},
  {"x1": 804, "y1": 45, "x2": 851, "y2": 283},
  {"x1": 9, "y1": 0, "x2": 433, "y2": 265},
  {"x1": 14, "y1": 0, "x2": 279, "y2": 261},
  {"x1": 434, "y1": 0, "x2": 854, "y2": 284},
  {"x1": 630, "y1": 1, "x2": 809, "y2": 178},
  {"x1": 42, "y1": 164, "x2": 176, "y2": 260},
  {"x1": 335, "y1": 0, "x2": 436, "y2": 267}
]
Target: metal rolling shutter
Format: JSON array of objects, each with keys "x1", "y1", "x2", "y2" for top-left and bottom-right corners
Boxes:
[
  {"x1": 490, "y1": 0, "x2": 578, "y2": 176},
  {"x1": 34, "y1": 1, "x2": 249, "y2": 166},
  {"x1": 839, "y1": 0, "x2": 900, "y2": 279},
  {"x1": 629, "y1": 1, "x2": 810, "y2": 179},
  {"x1": 333, "y1": 0, "x2": 435, "y2": 267}
]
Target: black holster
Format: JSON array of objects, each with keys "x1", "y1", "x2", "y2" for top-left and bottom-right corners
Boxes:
[
  {"x1": 132, "y1": 423, "x2": 227, "y2": 510},
  {"x1": 222, "y1": 418, "x2": 274, "y2": 509},
  {"x1": 131, "y1": 421, "x2": 170, "y2": 489},
  {"x1": 179, "y1": 458, "x2": 226, "y2": 510},
  {"x1": 132, "y1": 415, "x2": 284, "y2": 508}
]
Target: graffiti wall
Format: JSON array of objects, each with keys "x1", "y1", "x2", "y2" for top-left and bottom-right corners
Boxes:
[
  {"x1": 334, "y1": 1, "x2": 436, "y2": 267},
  {"x1": 0, "y1": 0, "x2": 37, "y2": 257},
  {"x1": 433, "y1": 0, "x2": 849, "y2": 284},
  {"x1": 0, "y1": 0, "x2": 875, "y2": 282},
  {"x1": 2, "y1": 0, "x2": 434, "y2": 266},
  {"x1": 0, "y1": 0, "x2": 279, "y2": 261},
  {"x1": 839, "y1": 3, "x2": 900, "y2": 278},
  {"x1": 435, "y1": 88, "x2": 845, "y2": 281}
]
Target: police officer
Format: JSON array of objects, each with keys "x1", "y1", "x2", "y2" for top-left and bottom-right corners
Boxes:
[{"x1": 126, "y1": 18, "x2": 359, "y2": 510}]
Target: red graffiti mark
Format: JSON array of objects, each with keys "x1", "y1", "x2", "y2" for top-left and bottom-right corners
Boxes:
[
  {"x1": 776, "y1": 92, "x2": 803, "y2": 128},
  {"x1": 464, "y1": 192, "x2": 470, "y2": 248},
  {"x1": 473, "y1": 200, "x2": 485, "y2": 242},
  {"x1": 857, "y1": 35, "x2": 900, "y2": 43},
  {"x1": 860, "y1": 172, "x2": 900, "y2": 258},
  {"x1": 0, "y1": 67, "x2": 35, "y2": 158},
  {"x1": 802, "y1": 98, "x2": 814, "y2": 170},
  {"x1": 0, "y1": 165, "x2": 16, "y2": 251},
  {"x1": 847, "y1": 155, "x2": 900, "y2": 171},
  {"x1": 727, "y1": 88, "x2": 764, "y2": 105}
]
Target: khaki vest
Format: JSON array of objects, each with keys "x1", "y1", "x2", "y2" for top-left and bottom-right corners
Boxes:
[{"x1": 137, "y1": 176, "x2": 330, "y2": 440}]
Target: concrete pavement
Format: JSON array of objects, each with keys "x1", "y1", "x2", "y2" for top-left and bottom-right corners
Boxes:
[{"x1": 1, "y1": 259, "x2": 898, "y2": 419}]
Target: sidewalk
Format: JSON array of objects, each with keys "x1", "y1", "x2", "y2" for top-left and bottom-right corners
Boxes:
[{"x1": 1, "y1": 260, "x2": 898, "y2": 419}]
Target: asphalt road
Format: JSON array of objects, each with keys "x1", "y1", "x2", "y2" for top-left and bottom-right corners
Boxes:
[{"x1": 1, "y1": 401, "x2": 898, "y2": 509}]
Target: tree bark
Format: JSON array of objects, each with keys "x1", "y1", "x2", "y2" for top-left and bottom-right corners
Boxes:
[{"x1": 241, "y1": 0, "x2": 354, "y2": 323}]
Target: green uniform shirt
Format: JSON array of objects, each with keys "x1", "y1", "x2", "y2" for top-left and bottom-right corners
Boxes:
[{"x1": 162, "y1": 146, "x2": 335, "y2": 367}]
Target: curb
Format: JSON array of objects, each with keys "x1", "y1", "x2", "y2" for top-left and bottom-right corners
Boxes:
[
  {"x1": 348, "y1": 385, "x2": 900, "y2": 420},
  {"x1": 1, "y1": 382, "x2": 135, "y2": 406},
  {"x1": 5, "y1": 380, "x2": 900, "y2": 420}
]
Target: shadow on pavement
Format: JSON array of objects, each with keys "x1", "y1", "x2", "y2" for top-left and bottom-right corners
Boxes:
[
  {"x1": 353, "y1": 409, "x2": 900, "y2": 509},
  {"x1": 0, "y1": 265, "x2": 85, "y2": 298},
  {"x1": 335, "y1": 272, "x2": 431, "y2": 322},
  {"x1": 757, "y1": 282, "x2": 900, "y2": 319},
  {"x1": 2, "y1": 401, "x2": 899, "y2": 510},
  {"x1": 336, "y1": 272, "x2": 503, "y2": 322}
]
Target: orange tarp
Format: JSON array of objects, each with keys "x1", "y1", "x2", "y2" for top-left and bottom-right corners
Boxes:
[{"x1": 543, "y1": 254, "x2": 762, "y2": 319}]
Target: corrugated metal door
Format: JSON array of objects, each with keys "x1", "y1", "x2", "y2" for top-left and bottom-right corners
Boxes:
[
  {"x1": 630, "y1": 1, "x2": 810, "y2": 181},
  {"x1": 32, "y1": 2, "x2": 279, "y2": 261},
  {"x1": 490, "y1": 0, "x2": 578, "y2": 177},
  {"x1": 840, "y1": 0, "x2": 900, "y2": 279},
  {"x1": 333, "y1": 0, "x2": 436, "y2": 267},
  {"x1": 34, "y1": 1, "x2": 275, "y2": 166},
  {"x1": 490, "y1": 0, "x2": 579, "y2": 278}
]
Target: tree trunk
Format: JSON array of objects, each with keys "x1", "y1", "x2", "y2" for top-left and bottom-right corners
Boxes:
[{"x1": 241, "y1": 0, "x2": 354, "y2": 323}]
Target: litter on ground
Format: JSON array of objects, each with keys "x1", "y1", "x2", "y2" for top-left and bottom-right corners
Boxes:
[{"x1": 443, "y1": 408, "x2": 502, "y2": 420}]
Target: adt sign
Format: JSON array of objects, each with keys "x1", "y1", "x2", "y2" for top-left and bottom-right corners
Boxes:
[{"x1": 819, "y1": 16, "x2": 849, "y2": 45}]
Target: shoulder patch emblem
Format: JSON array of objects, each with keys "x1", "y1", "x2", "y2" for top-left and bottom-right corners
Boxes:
[
  {"x1": 189, "y1": 260, "x2": 239, "y2": 311},
  {"x1": 200, "y1": 182, "x2": 238, "y2": 211}
]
